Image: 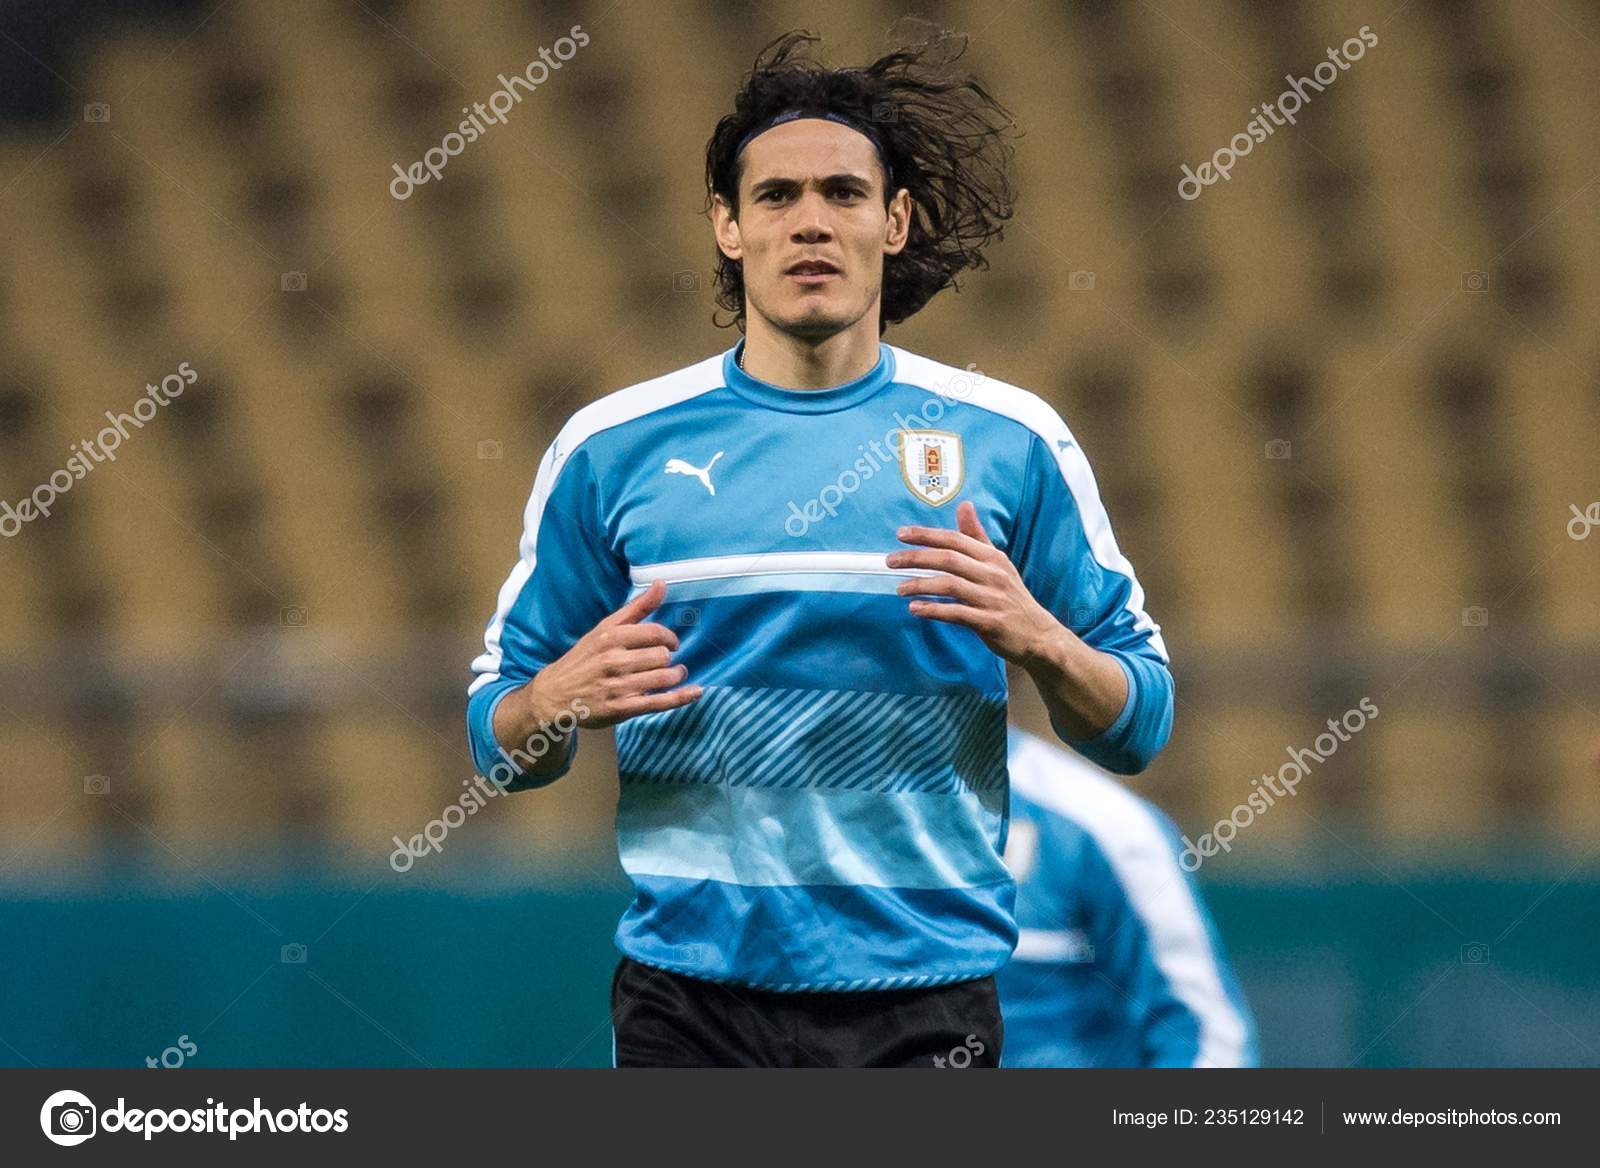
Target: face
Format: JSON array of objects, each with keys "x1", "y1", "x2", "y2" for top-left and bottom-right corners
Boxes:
[{"x1": 713, "y1": 118, "x2": 911, "y2": 340}]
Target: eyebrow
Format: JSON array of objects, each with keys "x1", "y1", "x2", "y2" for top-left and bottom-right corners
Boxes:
[{"x1": 748, "y1": 172, "x2": 875, "y2": 196}]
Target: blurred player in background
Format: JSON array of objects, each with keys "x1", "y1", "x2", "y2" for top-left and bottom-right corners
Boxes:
[
  {"x1": 467, "y1": 28, "x2": 1174, "y2": 1067},
  {"x1": 998, "y1": 725, "x2": 1257, "y2": 1067}
]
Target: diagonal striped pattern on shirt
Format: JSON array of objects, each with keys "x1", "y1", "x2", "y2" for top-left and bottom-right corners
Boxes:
[{"x1": 615, "y1": 684, "x2": 1007, "y2": 792}]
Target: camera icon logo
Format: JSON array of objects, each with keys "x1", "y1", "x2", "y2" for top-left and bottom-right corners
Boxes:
[
  {"x1": 1461, "y1": 271, "x2": 1489, "y2": 292},
  {"x1": 83, "y1": 774, "x2": 111, "y2": 796},
  {"x1": 671, "y1": 270, "x2": 701, "y2": 292},
  {"x1": 1460, "y1": 942, "x2": 1490, "y2": 964},
  {"x1": 1068, "y1": 269, "x2": 1096, "y2": 292},
  {"x1": 674, "y1": 943, "x2": 704, "y2": 965},
  {"x1": 280, "y1": 605, "x2": 308, "y2": 627},
  {"x1": 476, "y1": 439, "x2": 503, "y2": 460},
  {"x1": 281, "y1": 943, "x2": 308, "y2": 964},
  {"x1": 40, "y1": 1089, "x2": 96, "y2": 1146},
  {"x1": 83, "y1": 103, "x2": 111, "y2": 123},
  {"x1": 280, "y1": 271, "x2": 307, "y2": 292},
  {"x1": 1264, "y1": 439, "x2": 1293, "y2": 460},
  {"x1": 1461, "y1": 606, "x2": 1489, "y2": 628}
]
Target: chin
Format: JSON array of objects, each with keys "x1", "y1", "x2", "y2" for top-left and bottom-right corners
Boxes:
[{"x1": 775, "y1": 300, "x2": 857, "y2": 339}]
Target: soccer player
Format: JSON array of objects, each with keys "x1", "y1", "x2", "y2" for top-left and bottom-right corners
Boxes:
[
  {"x1": 998, "y1": 725, "x2": 1257, "y2": 1067},
  {"x1": 467, "y1": 29, "x2": 1174, "y2": 1067}
]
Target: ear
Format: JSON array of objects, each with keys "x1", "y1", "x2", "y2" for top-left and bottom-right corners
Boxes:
[
  {"x1": 712, "y1": 193, "x2": 743, "y2": 262},
  {"x1": 883, "y1": 187, "x2": 912, "y2": 257}
]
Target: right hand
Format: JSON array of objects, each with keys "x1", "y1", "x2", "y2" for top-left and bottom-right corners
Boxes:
[{"x1": 498, "y1": 580, "x2": 703, "y2": 741}]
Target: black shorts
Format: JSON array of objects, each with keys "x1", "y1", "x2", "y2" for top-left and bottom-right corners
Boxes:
[{"x1": 610, "y1": 956, "x2": 1003, "y2": 1068}]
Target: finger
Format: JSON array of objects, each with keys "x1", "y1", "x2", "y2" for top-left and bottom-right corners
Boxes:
[
  {"x1": 906, "y1": 599, "x2": 991, "y2": 630},
  {"x1": 618, "y1": 665, "x2": 690, "y2": 693},
  {"x1": 886, "y1": 548, "x2": 991, "y2": 583},
  {"x1": 608, "y1": 622, "x2": 681, "y2": 651},
  {"x1": 611, "y1": 645, "x2": 678, "y2": 674},
  {"x1": 895, "y1": 523, "x2": 993, "y2": 559},
  {"x1": 896, "y1": 575, "x2": 984, "y2": 603},
  {"x1": 600, "y1": 579, "x2": 666, "y2": 627},
  {"x1": 611, "y1": 685, "x2": 703, "y2": 720},
  {"x1": 956, "y1": 500, "x2": 995, "y2": 547},
  {"x1": 601, "y1": 645, "x2": 675, "y2": 676}
]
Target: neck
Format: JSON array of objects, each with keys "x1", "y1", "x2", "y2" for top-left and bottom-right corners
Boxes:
[{"x1": 740, "y1": 312, "x2": 882, "y2": 389}]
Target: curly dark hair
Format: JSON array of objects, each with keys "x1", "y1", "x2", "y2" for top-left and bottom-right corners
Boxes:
[{"x1": 704, "y1": 26, "x2": 1018, "y2": 333}]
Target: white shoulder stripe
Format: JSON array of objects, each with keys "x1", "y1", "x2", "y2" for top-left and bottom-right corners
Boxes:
[
  {"x1": 554, "y1": 352, "x2": 726, "y2": 466},
  {"x1": 890, "y1": 347, "x2": 1166, "y2": 661},
  {"x1": 470, "y1": 353, "x2": 727, "y2": 693},
  {"x1": 1008, "y1": 729, "x2": 1251, "y2": 1066}
]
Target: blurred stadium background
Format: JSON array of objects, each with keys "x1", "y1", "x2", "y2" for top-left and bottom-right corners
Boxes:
[{"x1": 0, "y1": 0, "x2": 1596, "y2": 1067}]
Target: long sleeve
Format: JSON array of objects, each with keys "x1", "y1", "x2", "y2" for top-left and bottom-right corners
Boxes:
[
  {"x1": 1010, "y1": 423, "x2": 1173, "y2": 774},
  {"x1": 467, "y1": 438, "x2": 630, "y2": 789}
]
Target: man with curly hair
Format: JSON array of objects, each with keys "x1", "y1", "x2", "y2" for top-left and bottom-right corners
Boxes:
[{"x1": 467, "y1": 29, "x2": 1174, "y2": 1067}]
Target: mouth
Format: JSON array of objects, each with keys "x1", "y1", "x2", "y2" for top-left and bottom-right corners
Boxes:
[{"x1": 785, "y1": 259, "x2": 840, "y2": 285}]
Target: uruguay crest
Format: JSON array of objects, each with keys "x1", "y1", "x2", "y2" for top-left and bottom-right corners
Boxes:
[{"x1": 898, "y1": 429, "x2": 964, "y2": 506}]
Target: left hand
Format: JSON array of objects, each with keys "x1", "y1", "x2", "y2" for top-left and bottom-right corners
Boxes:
[{"x1": 886, "y1": 500, "x2": 1063, "y2": 665}]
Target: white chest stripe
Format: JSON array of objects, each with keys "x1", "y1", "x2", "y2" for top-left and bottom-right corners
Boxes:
[
  {"x1": 630, "y1": 551, "x2": 939, "y2": 587},
  {"x1": 1013, "y1": 927, "x2": 1096, "y2": 963}
]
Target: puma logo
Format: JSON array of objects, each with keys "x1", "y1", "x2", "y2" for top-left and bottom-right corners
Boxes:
[{"x1": 664, "y1": 451, "x2": 724, "y2": 496}]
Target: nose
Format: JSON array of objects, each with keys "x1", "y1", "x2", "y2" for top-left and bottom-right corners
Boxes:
[{"x1": 789, "y1": 190, "x2": 833, "y2": 243}]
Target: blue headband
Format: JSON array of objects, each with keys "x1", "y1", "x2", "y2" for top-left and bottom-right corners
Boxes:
[{"x1": 734, "y1": 108, "x2": 895, "y2": 189}]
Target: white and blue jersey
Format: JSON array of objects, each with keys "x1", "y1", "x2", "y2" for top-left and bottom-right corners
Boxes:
[
  {"x1": 468, "y1": 340, "x2": 1173, "y2": 991},
  {"x1": 998, "y1": 727, "x2": 1256, "y2": 1065}
]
